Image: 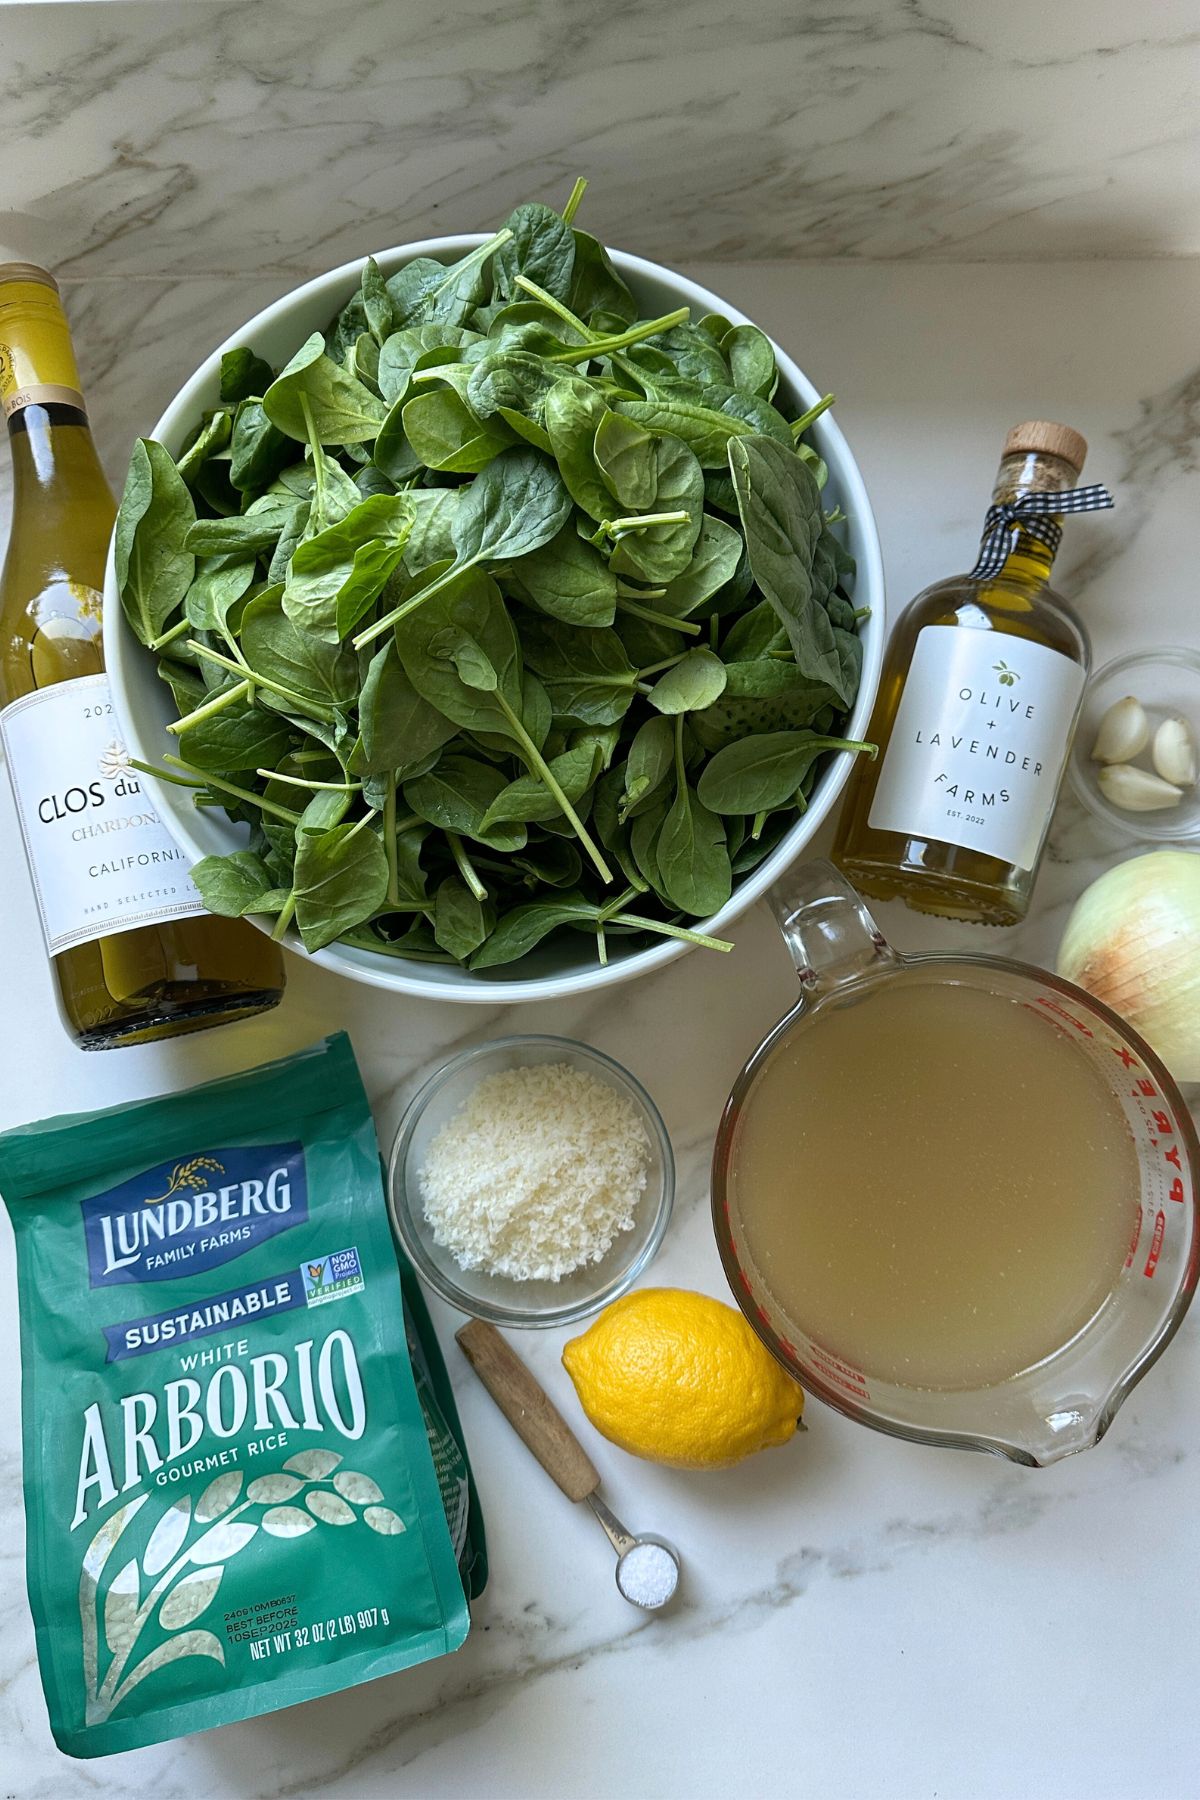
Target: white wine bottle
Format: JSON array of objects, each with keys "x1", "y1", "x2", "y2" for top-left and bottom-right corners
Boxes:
[{"x1": 0, "y1": 263, "x2": 286, "y2": 1047}]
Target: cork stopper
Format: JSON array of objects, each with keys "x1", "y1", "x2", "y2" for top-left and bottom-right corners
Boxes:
[
  {"x1": 0, "y1": 262, "x2": 59, "y2": 292},
  {"x1": 1003, "y1": 420, "x2": 1087, "y2": 473}
]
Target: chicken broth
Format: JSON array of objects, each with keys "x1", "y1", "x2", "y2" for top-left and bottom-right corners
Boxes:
[{"x1": 727, "y1": 975, "x2": 1139, "y2": 1391}]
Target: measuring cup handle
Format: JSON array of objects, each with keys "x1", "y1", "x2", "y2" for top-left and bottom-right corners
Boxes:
[{"x1": 767, "y1": 858, "x2": 896, "y2": 996}]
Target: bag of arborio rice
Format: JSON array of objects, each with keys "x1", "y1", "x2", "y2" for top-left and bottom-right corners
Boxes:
[{"x1": 0, "y1": 1033, "x2": 485, "y2": 1758}]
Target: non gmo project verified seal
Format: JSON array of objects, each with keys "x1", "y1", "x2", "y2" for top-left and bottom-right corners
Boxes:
[{"x1": 300, "y1": 1246, "x2": 365, "y2": 1307}]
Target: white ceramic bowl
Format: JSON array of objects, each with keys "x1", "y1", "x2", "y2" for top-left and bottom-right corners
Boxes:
[{"x1": 104, "y1": 237, "x2": 885, "y2": 1003}]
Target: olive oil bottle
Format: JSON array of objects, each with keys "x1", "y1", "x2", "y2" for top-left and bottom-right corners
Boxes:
[
  {"x1": 0, "y1": 263, "x2": 285, "y2": 1047},
  {"x1": 833, "y1": 422, "x2": 1109, "y2": 925}
]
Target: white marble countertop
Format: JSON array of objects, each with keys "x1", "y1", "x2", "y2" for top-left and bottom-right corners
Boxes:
[{"x1": 2, "y1": 258, "x2": 1199, "y2": 1799}]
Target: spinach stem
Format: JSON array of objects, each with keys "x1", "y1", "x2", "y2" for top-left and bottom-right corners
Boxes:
[
  {"x1": 596, "y1": 922, "x2": 608, "y2": 966},
  {"x1": 603, "y1": 510, "x2": 690, "y2": 537},
  {"x1": 561, "y1": 177, "x2": 587, "y2": 224},
  {"x1": 616, "y1": 597, "x2": 700, "y2": 636},
  {"x1": 496, "y1": 691, "x2": 613, "y2": 883},
  {"x1": 512, "y1": 275, "x2": 591, "y2": 337},
  {"x1": 343, "y1": 807, "x2": 379, "y2": 843},
  {"x1": 149, "y1": 616, "x2": 192, "y2": 653},
  {"x1": 186, "y1": 639, "x2": 335, "y2": 722},
  {"x1": 126, "y1": 758, "x2": 210, "y2": 792},
  {"x1": 167, "y1": 677, "x2": 251, "y2": 734},
  {"x1": 548, "y1": 306, "x2": 690, "y2": 364},
  {"x1": 353, "y1": 557, "x2": 470, "y2": 648},
  {"x1": 142, "y1": 754, "x2": 302, "y2": 823},
  {"x1": 301, "y1": 394, "x2": 327, "y2": 517},
  {"x1": 270, "y1": 892, "x2": 296, "y2": 940},
  {"x1": 790, "y1": 393, "x2": 835, "y2": 439},
  {"x1": 596, "y1": 882, "x2": 643, "y2": 924},
  {"x1": 255, "y1": 768, "x2": 362, "y2": 792},
  {"x1": 610, "y1": 909, "x2": 733, "y2": 953},
  {"x1": 637, "y1": 652, "x2": 689, "y2": 680},
  {"x1": 383, "y1": 774, "x2": 399, "y2": 905},
  {"x1": 447, "y1": 832, "x2": 487, "y2": 901}
]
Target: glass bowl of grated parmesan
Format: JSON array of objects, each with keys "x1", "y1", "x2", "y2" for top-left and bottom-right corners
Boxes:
[{"x1": 387, "y1": 1036, "x2": 674, "y2": 1327}]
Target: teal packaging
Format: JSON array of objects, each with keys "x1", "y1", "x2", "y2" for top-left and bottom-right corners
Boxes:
[{"x1": 0, "y1": 1033, "x2": 482, "y2": 1758}]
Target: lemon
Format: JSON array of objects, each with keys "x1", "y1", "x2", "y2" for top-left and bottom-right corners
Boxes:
[{"x1": 562, "y1": 1287, "x2": 805, "y2": 1470}]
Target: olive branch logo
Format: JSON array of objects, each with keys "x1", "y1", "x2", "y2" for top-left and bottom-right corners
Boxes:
[
  {"x1": 79, "y1": 1452, "x2": 405, "y2": 1724},
  {"x1": 993, "y1": 660, "x2": 1019, "y2": 687},
  {"x1": 143, "y1": 1156, "x2": 225, "y2": 1205}
]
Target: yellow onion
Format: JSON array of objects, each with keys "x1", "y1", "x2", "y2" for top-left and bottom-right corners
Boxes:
[{"x1": 1057, "y1": 850, "x2": 1200, "y2": 1082}]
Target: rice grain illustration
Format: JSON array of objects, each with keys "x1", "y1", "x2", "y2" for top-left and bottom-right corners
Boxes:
[{"x1": 79, "y1": 1453, "x2": 404, "y2": 1723}]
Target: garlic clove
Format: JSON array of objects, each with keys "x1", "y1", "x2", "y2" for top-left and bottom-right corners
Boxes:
[
  {"x1": 1097, "y1": 763, "x2": 1184, "y2": 812},
  {"x1": 1091, "y1": 694, "x2": 1150, "y2": 764},
  {"x1": 1152, "y1": 715, "x2": 1197, "y2": 788}
]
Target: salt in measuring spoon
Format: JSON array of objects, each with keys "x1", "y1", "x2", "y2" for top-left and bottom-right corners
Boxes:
[{"x1": 456, "y1": 1319, "x2": 681, "y2": 1611}]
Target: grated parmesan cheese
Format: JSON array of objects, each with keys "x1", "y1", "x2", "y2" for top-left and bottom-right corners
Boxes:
[{"x1": 418, "y1": 1061, "x2": 651, "y2": 1282}]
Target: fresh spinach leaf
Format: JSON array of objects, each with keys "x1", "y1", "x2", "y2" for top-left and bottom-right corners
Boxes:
[
  {"x1": 192, "y1": 848, "x2": 278, "y2": 915},
  {"x1": 283, "y1": 493, "x2": 413, "y2": 639},
  {"x1": 358, "y1": 639, "x2": 456, "y2": 774},
  {"x1": 507, "y1": 523, "x2": 616, "y2": 627},
  {"x1": 293, "y1": 819, "x2": 390, "y2": 951},
  {"x1": 433, "y1": 877, "x2": 492, "y2": 959},
  {"x1": 221, "y1": 347, "x2": 275, "y2": 405},
  {"x1": 494, "y1": 203, "x2": 576, "y2": 303},
  {"x1": 697, "y1": 729, "x2": 873, "y2": 813},
  {"x1": 401, "y1": 387, "x2": 516, "y2": 473},
  {"x1": 240, "y1": 588, "x2": 358, "y2": 709},
  {"x1": 403, "y1": 754, "x2": 527, "y2": 849},
  {"x1": 264, "y1": 333, "x2": 388, "y2": 443},
  {"x1": 728, "y1": 433, "x2": 852, "y2": 704},
  {"x1": 114, "y1": 439, "x2": 196, "y2": 646},
  {"x1": 594, "y1": 410, "x2": 657, "y2": 511},
  {"x1": 647, "y1": 646, "x2": 727, "y2": 714}
]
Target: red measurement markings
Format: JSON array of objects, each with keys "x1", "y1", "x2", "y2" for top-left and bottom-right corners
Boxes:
[
  {"x1": 1031, "y1": 994, "x2": 1097, "y2": 1038},
  {"x1": 809, "y1": 1343, "x2": 871, "y2": 1401},
  {"x1": 1125, "y1": 1204, "x2": 1144, "y2": 1270},
  {"x1": 1145, "y1": 1210, "x2": 1166, "y2": 1279},
  {"x1": 1122, "y1": 1065, "x2": 1189, "y2": 1207}
]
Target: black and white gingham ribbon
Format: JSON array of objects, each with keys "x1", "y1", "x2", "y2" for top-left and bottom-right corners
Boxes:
[{"x1": 970, "y1": 485, "x2": 1114, "y2": 580}]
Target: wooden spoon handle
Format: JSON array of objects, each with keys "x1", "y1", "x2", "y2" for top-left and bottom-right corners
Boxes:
[{"x1": 456, "y1": 1318, "x2": 601, "y2": 1504}]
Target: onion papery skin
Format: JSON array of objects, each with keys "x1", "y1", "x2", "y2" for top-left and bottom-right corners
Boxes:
[{"x1": 1057, "y1": 850, "x2": 1200, "y2": 1084}]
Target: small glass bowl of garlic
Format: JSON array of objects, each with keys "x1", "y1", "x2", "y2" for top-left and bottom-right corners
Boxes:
[{"x1": 1070, "y1": 646, "x2": 1200, "y2": 842}]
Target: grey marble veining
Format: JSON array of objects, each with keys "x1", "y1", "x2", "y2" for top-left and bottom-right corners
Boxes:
[
  {"x1": 1, "y1": 256, "x2": 1199, "y2": 1796},
  {"x1": 3, "y1": 0, "x2": 1200, "y2": 280}
]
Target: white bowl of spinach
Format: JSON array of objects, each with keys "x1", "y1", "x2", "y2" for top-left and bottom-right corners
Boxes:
[{"x1": 104, "y1": 188, "x2": 884, "y2": 1001}]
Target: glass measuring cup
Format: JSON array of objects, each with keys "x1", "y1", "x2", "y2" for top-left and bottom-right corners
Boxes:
[{"x1": 712, "y1": 860, "x2": 1200, "y2": 1466}]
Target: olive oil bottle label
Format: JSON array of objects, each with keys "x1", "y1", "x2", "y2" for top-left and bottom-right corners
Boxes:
[
  {"x1": 867, "y1": 625, "x2": 1085, "y2": 871},
  {"x1": 1, "y1": 672, "x2": 204, "y2": 954}
]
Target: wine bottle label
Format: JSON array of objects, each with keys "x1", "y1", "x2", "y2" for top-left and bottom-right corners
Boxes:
[
  {"x1": 0, "y1": 278, "x2": 86, "y2": 417},
  {"x1": 0, "y1": 672, "x2": 205, "y2": 955},
  {"x1": 868, "y1": 625, "x2": 1085, "y2": 871}
]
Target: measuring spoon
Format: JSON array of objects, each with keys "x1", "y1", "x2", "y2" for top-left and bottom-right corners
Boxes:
[{"x1": 456, "y1": 1318, "x2": 681, "y2": 1611}]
